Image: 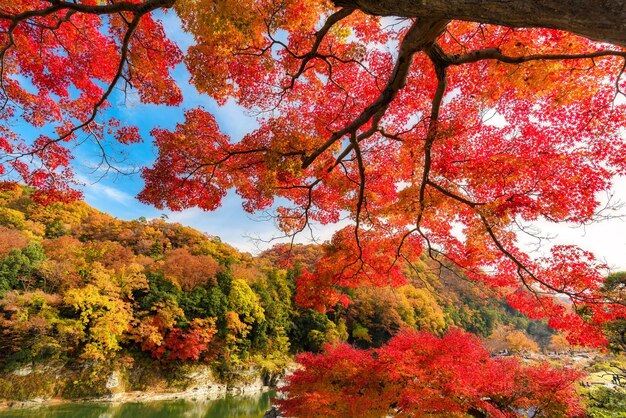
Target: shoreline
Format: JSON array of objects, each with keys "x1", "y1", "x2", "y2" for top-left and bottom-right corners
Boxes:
[
  {"x1": 0, "y1": 359, "x2": 294, "y2": 411},
  {"x1": 0, "y1": 383, "x2": 275, "y2": 410}
]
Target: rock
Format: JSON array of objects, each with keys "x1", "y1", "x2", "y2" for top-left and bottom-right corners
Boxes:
[
  {"x1": 183, "y1": 367, "x2": 228, "y2": 398},
  {"x1": 228, "y1": 377, "x2": 265, "y2": 396},
  {"x1": 106, "y1": 372, "x2": 120, "y2": 390},
  {"x1": 12, "y1": 365, "x2": 33, "y2": 377},
  {"x1": 0, "y1": 362, "x2": 290, "y2": 408},
  {"x1": 273, "y1": 365, "x2": 297, "y2": 389}
]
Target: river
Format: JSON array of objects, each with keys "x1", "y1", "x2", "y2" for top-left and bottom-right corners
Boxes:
[{"x1": 0, "y1": 392, "x2": 274, "y2": 418}]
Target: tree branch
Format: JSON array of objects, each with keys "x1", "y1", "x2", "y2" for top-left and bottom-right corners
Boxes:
[
  {"x1": 0, "y1": 0, "x2": 175, "y2": 21},
  {"x1": 333, "y1": 0, "x2": 626, "y2": 48},
  {"x1": 301, "y1": 18, "x2": 449, "y2": 170},
  {"x1": 449, "y1": 48, "x2": 626, "y2": 66}
]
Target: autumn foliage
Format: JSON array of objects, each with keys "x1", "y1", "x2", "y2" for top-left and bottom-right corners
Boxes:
[
  {"x1": 2, "y1": 0, "x2": 626, "y2": 415},
  {"x1": 0, "y1": 185, "x2": 623, "y2": 415},
  {"x1": 279, "y1": 329, "x2": 584, "y2": 418},
  {"x1": 1, "y1": 0, "x2": 626, "y2": 349},
  {"x1": 146, "y1": 318, "x2": 217, "y2": 362}
]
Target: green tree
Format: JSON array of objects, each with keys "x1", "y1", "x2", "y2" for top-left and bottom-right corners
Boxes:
[{"x1": 0, "y1": 242, "x2": 46, "y2": 294}]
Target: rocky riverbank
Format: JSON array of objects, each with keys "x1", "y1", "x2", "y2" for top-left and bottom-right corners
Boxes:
[
  {"x1": 0, "y1": 361, "x2": 291, "y2": 410},
  {"x1": 2, "y1": 376, "x2": 268, "y2": 409}
]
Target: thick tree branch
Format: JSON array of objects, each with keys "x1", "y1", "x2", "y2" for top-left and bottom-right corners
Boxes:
[
  {"x1": 0, "y1": 0, "x2": 175, "y2": 21},
  {"x1": 395, "y1": 42, "x2": 449, "y2": 268},
  {"x1": 333, "y1": 0, "x2": 626, "y2": 48},
  {"x1": 301, "y1": 18, "x2": 449, "y2": 169},
  {"x1": 416, "y1": 43, "x2": 448, "y2": 226}
]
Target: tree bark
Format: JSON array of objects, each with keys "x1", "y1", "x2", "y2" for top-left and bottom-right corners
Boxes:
[{"x1": 333, "y1": 0, "x2": 626, "y2": 48}]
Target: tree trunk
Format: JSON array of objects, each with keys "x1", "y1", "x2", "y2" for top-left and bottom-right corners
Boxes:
[{"x1": 333, "y1": 0, "x2": 626, "y2": 48}]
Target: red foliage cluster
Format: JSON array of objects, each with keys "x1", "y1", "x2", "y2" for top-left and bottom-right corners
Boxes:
[
  {"x1": 144, "y1": 319, "x2": 217, "y2": 362},
  {"x1": 278, "y1": 330, "x2": 584, "y2": 418}
]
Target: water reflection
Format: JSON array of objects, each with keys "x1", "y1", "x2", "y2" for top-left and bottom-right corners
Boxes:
[{"x1": 0, "y1": 392, "x2": 274, "y2": 418}]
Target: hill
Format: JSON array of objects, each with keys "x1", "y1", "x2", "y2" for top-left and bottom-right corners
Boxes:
[{"x1": 0, "y1": 185, "x2": 572, "y2": 401}]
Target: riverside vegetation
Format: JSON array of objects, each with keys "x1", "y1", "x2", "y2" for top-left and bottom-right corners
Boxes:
[{"x1": 0, "y1": 184, "x2": 624, "y2": 416}]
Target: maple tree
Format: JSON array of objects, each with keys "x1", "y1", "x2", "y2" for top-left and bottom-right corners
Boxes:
[
  {"x1": 1, "y1": 1, "x2": 626, "y2": 412},
  {"x1": 278, "y1": 329, "x2": 584, "y2": 418},
  {"x1": 145, "y1": 317, "x2": 217, "y2": 361}
]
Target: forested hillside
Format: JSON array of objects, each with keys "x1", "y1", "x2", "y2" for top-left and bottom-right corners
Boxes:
[{"x1": 0, "y1": 184, "x2": 559, "y2": 401}]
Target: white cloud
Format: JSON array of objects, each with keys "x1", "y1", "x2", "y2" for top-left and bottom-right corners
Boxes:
[{"x1": 82, "y1": 180, "x2": 134, "y2": 206}]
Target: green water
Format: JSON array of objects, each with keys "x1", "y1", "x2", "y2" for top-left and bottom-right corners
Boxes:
[{"x1": 0, "y1": 392, "x2": 274, "y2": 418}]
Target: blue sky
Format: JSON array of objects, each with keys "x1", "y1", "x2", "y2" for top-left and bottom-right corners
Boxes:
[{"x1": 69, "y1": 12, "x2": 626, "y2": 269}]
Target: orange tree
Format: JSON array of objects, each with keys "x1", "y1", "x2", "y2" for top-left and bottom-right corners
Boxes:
[{"x1": 1, "y1": 0, "x2": 626, "y2": 413}]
